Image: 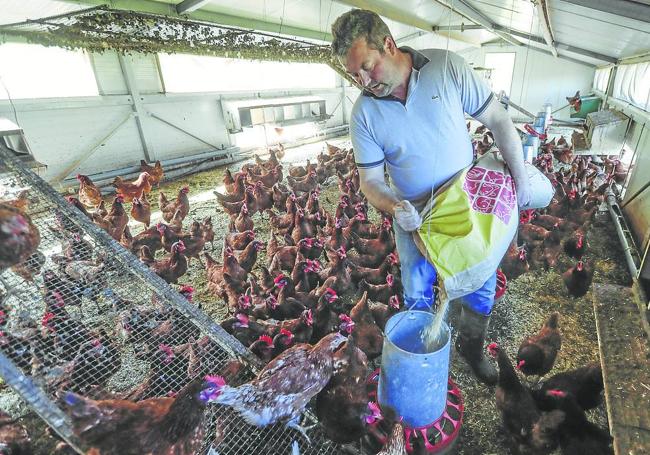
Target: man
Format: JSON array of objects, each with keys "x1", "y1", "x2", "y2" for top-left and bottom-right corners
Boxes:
[{"x1": 331, "y1": 9, "x2": 531, "y2": 385}]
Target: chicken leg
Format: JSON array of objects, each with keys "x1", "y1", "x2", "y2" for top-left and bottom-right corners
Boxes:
[{"x1": 286, "y1": 415, "x2": 313, "y2": 444}]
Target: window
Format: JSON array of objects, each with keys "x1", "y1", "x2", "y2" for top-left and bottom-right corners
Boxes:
[
  {"x1": 0, "y1": 43, "x2": 98, "y2": 99},
  {"x1": 593, "y1": 66, "x2": 612, "y2": 93},
  {"x1": 484, "y1": 53, "x2": 516, "y2": 96},
  {"x1": 613, "y1": 62, "x2": 650, "y2": 112},
  {"x1": 158, "y1": 53, "x2": 337, "y2": 93}
]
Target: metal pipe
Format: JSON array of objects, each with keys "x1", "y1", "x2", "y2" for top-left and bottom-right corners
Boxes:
[
  {"x1": 0, "y1": 350, "x2": 85, "y2": 453},
  {"x1": 60, "y1": 147, "x2": 242, "y2": 191},
  {"x1": 604, "y1": 97, "x2": 650, "y2": 127},
  {"x1": 433, "y1": 0, "x2": 522, "y2": 46},
  {"x1": 504, "y1": 99, "x2": 536, "y2": 119},
  {"x1": 606, "y1": 189, "x2": 640, "y2": 280}
]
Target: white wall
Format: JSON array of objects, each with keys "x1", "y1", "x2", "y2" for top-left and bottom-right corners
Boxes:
[
  {"x1": 0, "y1": 49, "x2": 348, "y2": 183},
  {"x1": 458, "y1": 44, "x2": 596, "y2": 119}
]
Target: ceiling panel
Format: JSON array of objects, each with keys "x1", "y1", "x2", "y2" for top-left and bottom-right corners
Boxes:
[
  {"x1": 0, "y1": 0, "x2": 88, "y2": 25},
  {"x1": 471, "y1": 0, "x2": 536, "y2": 32},
  {"x1": 549, "y1": 0, "x2": 650, "y2": 60}
]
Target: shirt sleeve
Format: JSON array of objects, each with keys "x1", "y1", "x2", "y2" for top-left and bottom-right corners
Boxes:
[
  {"x1": 350, "y1": 103, "x2": 385, "y2": 169},
  {"x1": 447, "y1": 51, "x2": 493, "y2": 118}
]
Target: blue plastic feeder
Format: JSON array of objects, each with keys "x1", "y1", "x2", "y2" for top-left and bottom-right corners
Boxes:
[{"x1": 378, "y1": 311, "x2": 451, "y2": 428}]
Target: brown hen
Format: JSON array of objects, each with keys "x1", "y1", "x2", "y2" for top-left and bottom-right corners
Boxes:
[
  {"x1": 76, "y1": 174, "x2": 103, "y2": 208},
  {"x1": 488, "y1": 343, "x2": 564, "y2": 455},
  {"x1": 159, "y1": 186, "x2": 190, "y2": 223},
  {"x1": 315, "y1": 333, "x2": 378, "y2": 443},
  {"x1": 0, "y1": 202, "x2": 40, "y2": 272},
  {"x1": 111, "y1": 172, "x2": 152, "y2": 202},
  {"x1": 139, "y1": 160, "x2": 164, "y2": 186},
  {"x1": 0, "y1": 411, "x2": 31, "y2": 455},
  {"x1": 350, "y1": 291, "x2": 383, "y2": 360},
  {"x1": 516, "y1": 312, "x2": 561, "y2": 377},
  {"x1": 61, "y1": 375, "x2": 220, "y2": 455}
]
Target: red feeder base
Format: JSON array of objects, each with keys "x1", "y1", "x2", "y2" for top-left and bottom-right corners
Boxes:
[{"x1": 366, "y1": 369, "x2": 464, "y2": 454}]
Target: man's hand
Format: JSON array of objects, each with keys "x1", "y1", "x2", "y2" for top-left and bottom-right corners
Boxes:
[
  {"x1": 393, "y1": 200, "x2": 422, "y2": 232},
  {"x1": 515, "y1": 177, "x2": 532, "y2": 209}
]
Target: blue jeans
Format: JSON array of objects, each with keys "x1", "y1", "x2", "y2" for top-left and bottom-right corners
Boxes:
[{"x1": 393, "y1": 221, "x2": 497, "y2": 315}]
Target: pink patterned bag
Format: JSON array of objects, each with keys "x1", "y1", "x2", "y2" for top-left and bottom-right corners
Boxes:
[{"x1": 414, "y1": 152, "x2": 522, "y2": 300}]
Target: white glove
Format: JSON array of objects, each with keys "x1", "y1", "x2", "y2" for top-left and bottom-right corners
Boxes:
[
  {"x1": 393, "y1": 200, "x2": 422, "y2": 232},
  {"x1": 515, "y1": 178, "x2": 533, "y2": 209}
]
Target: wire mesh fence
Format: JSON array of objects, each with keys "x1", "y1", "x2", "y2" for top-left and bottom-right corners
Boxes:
[{"x1": 0, "y1": 145, "x2": 349, "y2": 455}]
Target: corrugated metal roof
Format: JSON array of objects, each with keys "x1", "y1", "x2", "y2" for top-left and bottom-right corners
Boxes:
[
  {"x1": 167, "y1": 0, "x2": 650, "y2": 65},
  {"x1": 550, "y1": 1, "x2": 650, "y2": 60}
]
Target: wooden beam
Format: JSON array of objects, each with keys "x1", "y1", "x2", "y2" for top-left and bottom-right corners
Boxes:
[
  {"x1": 534, "y1": 0, "x2": 557, "y2": 57},
  {"x1": 176, "y1": 0, "x2": 212, "y2": 14},
  {"x1": 117, "y1": 53, "x2": 154, "y2": 161},
  {"x1": 592, "y1": 283, "x2": 650, "y2": 455}
]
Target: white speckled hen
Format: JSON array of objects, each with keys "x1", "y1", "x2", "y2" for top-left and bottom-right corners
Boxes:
[{"x1": 203, "y1": 332, "x2": 346, "y2": 442}]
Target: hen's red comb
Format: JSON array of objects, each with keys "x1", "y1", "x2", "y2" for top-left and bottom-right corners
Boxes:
[
  {"x1": 204, "y1": 375, "x2": 226, "y2": 387},
  {"x1": 258, "y1": 335, "x2": 274, "y2": 346},
  {"x1": 546, "y1": 389, "x2": 566, "y2": 398},
  {"x1": 325, "y1": 288, "x2": 338, "y2": 297}
]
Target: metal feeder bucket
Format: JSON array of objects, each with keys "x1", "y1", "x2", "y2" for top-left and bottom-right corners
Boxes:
[{"x1": 378, "y1": 311, "x2": 451, "y2": 428}]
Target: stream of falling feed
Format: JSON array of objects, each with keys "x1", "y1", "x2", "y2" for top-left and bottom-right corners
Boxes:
[{"x1": 421, "y1": 295, "x2": 450, "y2": 352}]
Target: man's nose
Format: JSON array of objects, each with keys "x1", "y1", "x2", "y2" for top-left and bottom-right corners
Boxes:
[{"x1": 356, "y1": 70, "x2": 371, "y2": 87}]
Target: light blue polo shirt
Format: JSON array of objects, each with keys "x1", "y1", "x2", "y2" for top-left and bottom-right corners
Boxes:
[{"x1": 350, "y1": 48, "x2": 493, "y2": 203}]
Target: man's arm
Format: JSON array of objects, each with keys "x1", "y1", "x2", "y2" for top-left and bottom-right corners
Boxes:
[
  {"x1": 358, "y1": 165, "x2": 400, "y2": 215},
  {"x1": 475, "y1": 97, "x2": 532, "y2": 207},
  {"x1": 358, "y1": 165, "x2": 422, "y2": 231}
]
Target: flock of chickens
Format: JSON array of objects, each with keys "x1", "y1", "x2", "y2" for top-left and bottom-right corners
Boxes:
[
  {"x1": 0, "y1": 123, "x2": 621, "y2": 454},
  {"x1": 0, "y1": 144, "x2": 409, "y2": 454},
  {"x1": 488, "y1": 129, "x2": 627, "y2": 298},
  {"x1": 490, "y1": 312, "x2": 611, "y2": 455}
]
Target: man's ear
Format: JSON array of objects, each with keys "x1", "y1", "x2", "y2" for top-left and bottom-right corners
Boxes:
[{"x1": 384, "y1": 36, "x2": 397, "y2": 55}]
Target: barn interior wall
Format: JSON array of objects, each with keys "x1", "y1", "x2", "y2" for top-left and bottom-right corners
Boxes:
[
  {"x1": 621, "y1": 121, "x2": 650, "y2": 262},
  {"x1": 458, "y1": 44, "x2": 596, "y2": 119},
  {"x1": 0, "y1": 49, "x2": 349, "y2": 184}
]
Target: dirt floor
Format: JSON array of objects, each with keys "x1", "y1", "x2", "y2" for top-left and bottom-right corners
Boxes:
[{"x1": 1, "y1": 135, "x2": 632, "y2": 454}]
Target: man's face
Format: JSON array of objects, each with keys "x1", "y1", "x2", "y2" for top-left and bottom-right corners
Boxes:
[{"x1": 340, "y1": 37, "x2": 401, "y2": 98}]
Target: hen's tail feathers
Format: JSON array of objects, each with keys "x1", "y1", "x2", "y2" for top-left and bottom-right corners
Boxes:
[{"x1": 546, "y1": 312, "x2": 560, "y2": 329}]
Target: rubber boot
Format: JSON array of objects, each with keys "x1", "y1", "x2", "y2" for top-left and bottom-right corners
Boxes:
[{"x1": 455, "y1": 307, "x2": 498, "y2": 386}]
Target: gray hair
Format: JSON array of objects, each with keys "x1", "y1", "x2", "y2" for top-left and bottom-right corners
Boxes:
[{"x1": 331, "y1": 9, "x2": 393, "y2": 58}]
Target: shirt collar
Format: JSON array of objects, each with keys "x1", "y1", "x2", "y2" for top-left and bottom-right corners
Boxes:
[
  {"x1": 361, "y1": 46, "x2": 430, "y2": 100},
  {"x1": 404, "y1": 46, "x2": 429, "y2": 71}
]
